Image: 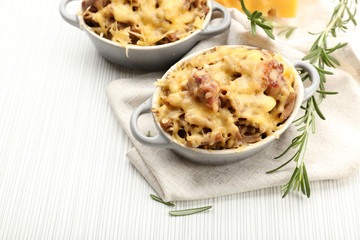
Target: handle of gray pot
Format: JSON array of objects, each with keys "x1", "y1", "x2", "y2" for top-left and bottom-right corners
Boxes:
[
  {"x1": 130, "y1": 98, "x2": 172, "y2": 148},
  {"x1": 198, "y1": 1, "x2": 231, "y2": 39},
  {"x1": 292, "y1": 60, "x2": 320, "y2": 102},
  {"x1": 59, "y1": 0, "x2": 80, "y2": 28}
]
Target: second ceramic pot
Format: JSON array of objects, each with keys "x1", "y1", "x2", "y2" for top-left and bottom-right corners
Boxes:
[{"x1": 59, "y1": 0, "x2": 231, "y2": 70}]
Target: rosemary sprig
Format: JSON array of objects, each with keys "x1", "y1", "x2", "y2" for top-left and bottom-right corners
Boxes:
[
  {"x1": 267, "y1": 0, "x2": 357, "y2": 198},
  {"x1": 240, "y1": 0, "x2": 298, "y2": 39},
  {"x1": 150, "y1": 194, "x2": 175, "y2": 206},
  {"x1": 240, "y1": 0, "x2": 275, "y2": 39},
  {"x1": 169, "y1": 206, "x2": 212, "y2": 216}
]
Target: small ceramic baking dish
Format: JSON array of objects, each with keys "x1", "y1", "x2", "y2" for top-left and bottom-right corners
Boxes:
[
  {"x1": 130, "y1": 45, "x2": 320, "y2": 165},
  {"x1": 59, "y1": 0, "x2": 231, "y2": 70}
]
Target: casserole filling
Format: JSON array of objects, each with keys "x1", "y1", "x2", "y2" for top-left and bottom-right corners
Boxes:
[
  {"x1": 153, "y1": 46, "x2": 297, "y2": 150},
  {"x1": 81, "y1": 0, "x2": 209, "y2": 46}
]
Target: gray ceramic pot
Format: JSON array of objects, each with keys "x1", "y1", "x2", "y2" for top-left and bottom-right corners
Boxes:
[
  {"x1": 59, "y1": 0, "x2": 231, "y2": 70},
  {"x1": 130, "y1": 46, "x2": 320, "y2": 165}
]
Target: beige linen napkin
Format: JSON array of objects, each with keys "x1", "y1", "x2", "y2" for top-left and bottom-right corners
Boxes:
[{"x1": 106, "y1": 5, "x2": 360, "y2": 201}]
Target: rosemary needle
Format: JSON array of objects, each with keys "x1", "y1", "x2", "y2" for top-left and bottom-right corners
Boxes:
[
  {"x1": 150, "y1": 194, "x2": 175, "y2": 206},
  {"x1": 276, "y1": 24, "x2": 297, "y2": 38},
  {"x1": 169, "y1": 206, "x2": 212, "y2": 216}
]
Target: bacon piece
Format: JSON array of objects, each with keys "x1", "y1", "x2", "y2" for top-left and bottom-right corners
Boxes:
[
  {"x1": 202, "y1": 5, "x2": 210, "y2": 15},
  {"x1": 183, "y1": 0, "x2": 209, "y2": 15},
  {"x1": 241, "y1": 135, "x2": 261, "y2": 144},
  {"x1": 184, "y1": 0, "x2": 197, "y2": 9},
  {"x1": 187, "y1": 70, "x2": 220, "y2": 112},
  {"x1": 253, "y1": 59, "x2": 286, "y2": 98},
  {"x1": 160, "y1": 119, "x2": 173, "y2": 131},
  {"x1": 280, "y1": 92, "x2": 296, "y2": 121},
  {"x1": 83, "y1": 13, "x2": 100, "y2": 27},
  {"x1": 156, "y1": 32, "x2": 179, "y2": 45},
  {"x1": 253, "y1": 59, "x2": 296, "y2": 122},
  {"x1": 234, "y1": 122, "x2": 262, "y2": 144},
  {"x1": 117, "y1": 22, "x2": 131, "y2": 30},
  {"x1": 166, "y1": 32, "x2": 179, "y2": 42}
]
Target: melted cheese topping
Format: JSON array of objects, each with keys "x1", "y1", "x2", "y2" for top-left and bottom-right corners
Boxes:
[
  {"x1": 153, "y1": 46, "x2": 297, "y2": 150},
  {"x1": 81, "y1": 0, "x2": 209, "y2": 46}
]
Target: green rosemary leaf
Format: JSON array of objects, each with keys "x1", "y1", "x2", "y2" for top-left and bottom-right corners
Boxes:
[
  {"x1": 327, "y1": 55, "x2": 341, "y2": 66},
  {"x1": 278, "y1": 28, "x2": 288, "y2": 36},
  {"x1": 301, "y1": 74, "x2": 310, "y2": 81},
  {"x1": 251, "y1": 10, "x2": 258, "y2": 18},
  {"x1": 285, "y1": 27, "x2": 296, "y2": 38},
  {"x1": 251, "y1": 21, "x2": 256, "y2": 36},
  {"x1": 274, "y1": 139, "x2": 301, "y2": 159},
  {"x1": 333, "y1": 4, "x2": 341, "y2": 17},
  {"x1": 346, "y1": 6, "x2": 357, "y2": 25},
  {"x1": 303, "y1": 165, "x2": 311, "y2": 197},
  {"x1": 300, "y1": 177, "x2": 306, "y2": 195},
  {"x1": 297, "y1": 126, "x2": 306, "y2": 132},
  {"x1": 267, "y1": 152, "x2": 299, "y2": 173},
  {"x1": 312, "y1": 33, "x2": 323, "y2": 50},
  {"x1": 316, "y1": 90, "x2": 338, "y2": 95},
  {"x1": 312, "y1": 97, "x2": 326, "y2": 120},
  {"x1": 169, "y1": 206, "x2": 212, "y2": 216},
  {"x1": 264, "y1": 29, "x2": 275, "y2": 40},
  {"x1": 240, "y1": 0, "x2": 251, "y2": 16},
  {"x1": 297, "y1": 132, "x2": 308, "y2": 166},
  {"x1": 310, "y1": 50, "x2": 321, "y2": 64},
  {"x1": 295, "y1": 117, "x2": 306, "y2": 126},
  {"x1": 276, "y1": 25, "x2": 297, "y2": 38},
  {"x1": 256, "y1": 20, "x2": 272, "y2": 30},
  {"x1": 308, "y1": 31, "x2": 321, "y2": 35},
  {"x1": 323, "y1": 35, "x2": 328, "y2": 49},
  {"x1": 293, "y1": 141, "x2": 303, "y2": 149},
  {"x1": 282, "y1": 168, "x2": 299, "y2": 198},
  {"x1": 146, "y1": 130, "x2": 151, "y2": 137},
  {"x1": 352, "y1": 8, "x2": 357, "y2": 25},
  {"x1": 311, "y1": 114, "x2": 316, "y2": 133},
  {"x1": 321, "y1": 49, "x2": 336, "y2": 67},
  {"x1": 302, "y1": 49, "x2": 319, "y2": 60},
  {"x1": 314, "y1": 66, "x2": 334, "y2": 75},
  {"x1": 292, "y1": 134, "x2": 303, "y2": 144},
  {"x1": 293, "y1": 115, "x2": 305, "y2": 123},
  {"x1": 255, "y1": 11, "x2": 263, "y2": 18},
  {"x1": 331, "y1": 28, "x2": 337, "y2": 37},
  {"x1": 326, "y1": 42, "x2": 347, "y2": 53},
  {"x1": 150, "y1": 194, "x2": 175, "y2": 206}
]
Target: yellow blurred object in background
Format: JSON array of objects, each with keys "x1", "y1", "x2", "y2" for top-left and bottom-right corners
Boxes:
[{"x1": 214, "y1": 0, "x2": 298, "y2": 18}]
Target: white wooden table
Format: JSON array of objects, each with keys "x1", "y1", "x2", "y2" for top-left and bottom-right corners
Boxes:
[{"x1": 0, "y1": 1, "x2": 359, "y2": 239}]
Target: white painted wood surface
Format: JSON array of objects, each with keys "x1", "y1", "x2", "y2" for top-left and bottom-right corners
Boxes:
[{"x1": 0, "y1": 1, "x2": 359, "y2": 239}]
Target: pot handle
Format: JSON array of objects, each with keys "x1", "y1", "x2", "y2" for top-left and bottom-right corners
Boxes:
[
  {"x1": 59, "y1": 0, "x2": 80, "y2": 28},
  {"x1": 198, "y1": 1, "x2": 231, "y2": 39},
  {"x1": 292, "y1": 60, "x2": 320, "y2": 102},
  {"x1": 130, "y1": 98, "x2": 172, "y2": 148}
]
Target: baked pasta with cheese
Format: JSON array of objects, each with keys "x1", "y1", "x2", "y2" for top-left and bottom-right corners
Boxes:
[
  {"x1": 81, "y1": 0, "x2": 209, "y2": 46},
  {"x1": 152, "y1": 46, "x2": 297, "y2": 150}
]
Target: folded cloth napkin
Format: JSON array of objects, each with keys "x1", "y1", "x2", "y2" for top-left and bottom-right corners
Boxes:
[{"x1": 106, "y1": 5, "x2": 360, "y2": 201}]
